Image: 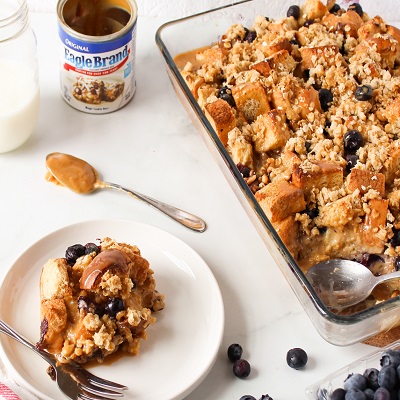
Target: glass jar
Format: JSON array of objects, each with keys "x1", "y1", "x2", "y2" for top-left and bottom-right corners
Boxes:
[{"x1": 0, "y1": 0, "x2": 39, "y2": 153}]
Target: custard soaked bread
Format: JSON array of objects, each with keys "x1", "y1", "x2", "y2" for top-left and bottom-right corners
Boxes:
[
  {"x1": 38, "y1": 238, "x2": 165, "y2": 364},
  {"x1": 178, "y1": 0, "x2": 400, "y2": 309}
]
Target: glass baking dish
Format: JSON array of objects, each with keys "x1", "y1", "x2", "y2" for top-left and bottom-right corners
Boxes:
[
  {"x1": 155, "y1": 0, "x2": 400, "y2": 346},
  {"x1": 305, "y1": 340, "x2": 400, "y2": 398}
]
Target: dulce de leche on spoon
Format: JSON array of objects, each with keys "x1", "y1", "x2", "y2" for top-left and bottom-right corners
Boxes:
[{"x1": 45, "y1": 152, "x2": 206, "y2": 232}]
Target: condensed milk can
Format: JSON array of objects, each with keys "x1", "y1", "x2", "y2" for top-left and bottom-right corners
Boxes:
[{"x1": 57, "y1": 0, "x2": 137, "y2": 114}]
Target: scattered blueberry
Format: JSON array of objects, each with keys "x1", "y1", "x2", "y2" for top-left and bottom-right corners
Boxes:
[
  {"x1": 228, "y1": 343, "x2": 243, "y2": 362},
  {"x1": 373, "y1": 387, "x2": 390, "y2": 400},
  {"x1": 65, "y1": 244, "x2": 86, "y2": 266},
  {"x1": 77, "y1": 296, "x2": 104, "y2": 316},
  {"x1": 380, "y1": 350, "x2": 400, "y2": 369},
  {"x1": 343, "y1": 130, "x2": 363, "y2": 153},
  {"x1": 233, "y1": 359, "x2": 251, "y2": 378},
  {"x1": 239, "y1": 396, "x2": 256, "y2": 400},
  {"x1": 355, "y1": 85, "x2": 373, "y2": 101},
  {"x1": 286, "y1": 348, "x2": 308, "y2": 369},
  {"x1": 362, "y1": 388, "x2": 374, "y2": 400},
  {"x1": 304, "y1": 19, "x2": 315, "y2": 27},
  {"x1": 287, "y1": 5, "x2": 300, "y2": 19},
  {"x1": 104, "y1": 298, "x2": 124, "y2": 318},
  {"x1": 345, "y1": 153, "x2": 358, "y2": 172},
  {"x1": 304, "y1": 207, "x2": 319, "y2": 219},
  {"x1": 319, "y1": 88, "x2": 333, "y2": 111},
  {"x1": 391, "y1": 229, "x2": 400, "y2": 248},
  {"x1": 259, "y1": 395, "x2": 273, "y2": 400},
  {"x1": 289, "y1": 39, "x2": 300, "y2": 47},
  {"x1": 395, "y1": 256, "x2": 400, "y2": 271},
  {"x1": 348, "y1": 3, "x2": 363, "y2": 17},
  {"x1": 344, "y1": 388, "x2": 366, "y2": 399},
  {"x1": 237, "y1": 163, "x2": 252, "y2": 178},
  {"x1": 244, "y1": 30, "x2": 257, "y2": 43}
]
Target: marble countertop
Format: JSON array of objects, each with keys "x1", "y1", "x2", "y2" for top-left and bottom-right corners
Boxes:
[{"x1": 0, "y1": 4, "x2": 381, "y2": 400}]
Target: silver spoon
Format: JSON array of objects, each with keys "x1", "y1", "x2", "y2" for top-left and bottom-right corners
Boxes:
[
  {"x1": 306, "y1": 259, "x2": 400, "y2": 309},
  {"x1": 45, "y1": 152, "x2": 206, "y2": 232}
]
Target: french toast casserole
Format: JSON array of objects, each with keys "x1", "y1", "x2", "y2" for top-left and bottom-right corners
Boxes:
[
  {"x1": 37, "y1": 237, "x2": 165, "y2": 364},
  {"x1": 177, "y1": 0, "x2": 400, "y2": 308}
]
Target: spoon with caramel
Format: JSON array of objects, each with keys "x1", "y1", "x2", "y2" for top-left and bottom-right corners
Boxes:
[{"x1": 45, "y1": 152, "x2": 206, "y2": 232}]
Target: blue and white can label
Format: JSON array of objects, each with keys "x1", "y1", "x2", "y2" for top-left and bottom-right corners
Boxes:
[{"x1": 57, "y1": 0, "x2": 137, "y2": 114}]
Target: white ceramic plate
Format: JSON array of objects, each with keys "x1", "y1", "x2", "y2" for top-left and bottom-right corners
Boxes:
[{"x1": 0, "y1": 219, "x2": 224, "y2": 400}]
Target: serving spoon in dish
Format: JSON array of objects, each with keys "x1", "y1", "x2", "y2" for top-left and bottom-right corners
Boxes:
[
  {"x1": 306, "y1": 259, "x2": 400, "y2": 310},
  {"x1": 45, "y1": 152, "x2": 206, "y2": 233}
]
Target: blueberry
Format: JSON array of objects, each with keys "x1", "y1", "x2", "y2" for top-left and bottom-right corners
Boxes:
[
  {"x1": 290, "y1": 39, "x2": 300, "y2": 47},
  {"x1": 395, "y1": 256, "x2": 400, "y2": 271},
  {"x1": 343, "y1": 130, "x2": 363, "y2": 153},
  {"x1": 233, "y1": 359, "x2": 251, "y2": 378},
  {"x1": 65, "y1": 244, "x2": 86, "y2": 266},
  {"x1": 362, "y1": 388, "x2": 374, "y2": 400},
  {"x1": 344, "y1": 373, "x2": 367, "y2": 391},
  {"x1": 287, "y1": 5, "x2": 300, "y2": 19},
  {"x1": 359, "y1": 254, "x2": 384, "y2": 269},
  {"x1": 380, "y1": 350, "x2": 400, "y2": 369},
  {"x1": 239, "y1": 396, "x2": 256, "y2": 400},
  {"x1": 348, "y1": 3, "x2": 363, "y2": 17},
  {"x1": 104, "y1": 298, "x2": 124, "y2": 318},
  {"x1": 319, "y1": 88, "x2": 333, "y2": 111},
  {"x1": 391, "y1": 229, "x2": 400, "y2": 248},
  {"x1": 330, "y1": 3, "x2": 341, "y2": 14},
  {"x1": 355, "y1": 85, "x2": 373, "y2": 101},
  {"x1": 227, "y1": 343, "x2": 243, "y2": 362},
  {"x1": 244, "y1": 30, "x2": 257, "y2": 43},
  {"x1": 345, "y1": 153, "x2": 358, "y2": 172},
  {"x1": 344, "y1": 389, "x2": 366, "y2": 400},
  {"x1": 259, "y1": 396, "x2": 273, "y2": 400},
  {"x1": 331, "y1": 388, "x2": 346, "y2": 400},
  {"x1": 372, "y1": 387, "x2": 390, "y2": 400},
  {"x1": 237, "y1": 163, "x2": 251, "y2": 178},
  {"x1": 218, "y1": 86, "x2": 236, "y2": 107},
  {"x1": 304, "y1": 207, "x2": 319, "y2": 219},
  {"x1": 77, "y1": 296, "x2": 104, "y2": 316},
  {"x1": 304, "y1": 19, "x2": 315, "y2": 27},
  {"x1": 378, "y1": 365, "x2": 397, "y2": 390},
  {"x1": 286, "y1": 348, "x2": 308, "y2": 369},
  {"x1": 85, "y1": 242, "x2": 100, "y2": 256}
]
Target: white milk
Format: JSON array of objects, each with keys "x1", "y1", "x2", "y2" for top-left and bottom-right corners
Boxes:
[{"x1": 0, "y1": 60, "x2": 39, "y2": 153}]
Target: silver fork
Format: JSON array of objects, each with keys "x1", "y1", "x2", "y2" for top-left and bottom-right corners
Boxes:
[{"x1": 0, "y1": 319, "x2": 128, "y2": 400}]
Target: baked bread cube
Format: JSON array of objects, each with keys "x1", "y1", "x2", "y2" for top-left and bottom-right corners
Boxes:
[
  {"x1": 292, "y1": 161, "x2": 343, "y2": 196},
  {"x1": 346, "y1": 169, "x2": 386, "y2": 196},
  {"x1": 357, "y1": 16, "x2": 387, "y2": 40},
  {"x1": 251, "y1": 110, "x2": 290, "y2": 152},
  {"x1": 315, "y1": 195, "x2": 357, "y2": 227},
  {"x1": 254, "y1": 37, "x2": 293, "y2": 58},
  {"x1": 38, "y1": 238, "x2": 165, "y2": 364},
  {"x1": 255, "y1": 180, "x2": 306, "y2": 222},
  {"x1": 272, "y1": 215, "x2": 300, "y2": 259},
  {"x1": 295, "y1": 86, "x2": 322, "y2": 119},
  {"x1": 227, "y1": 127, "x2": 254, "y2": 169},
  {"x1": 204, "y1": 98, "x2": 236, "y2": 146},
  {"x1": 250, "y1": 50, "x2": 296, "y2": 77},
  {"x1": 232, "y1": 82, "x2": 270, "y2": 122},
  {"x1": 362, "y1": 198, "x2": 389, "y2": 253},
  {"x1": 299, "y1": 0, "x2": 327, "y2": 25},
  {"x1": 180, "y1": 70, "x2": 205, "y2": 100},
  {"x1": 299, "y1": 45, "x2": 341, "y2": 70},
  {"x1": 321, "y1": 10, "x2": 363, "y2": 38},
  {"x1": 383, "y1": 141, "x2": 400, "y2": 185}
]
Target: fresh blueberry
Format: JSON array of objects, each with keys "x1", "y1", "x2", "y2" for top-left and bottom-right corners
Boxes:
[
  {"x1": 304, "y1": 207, "x2": 319, "y2": 219},
  {"x1": 363, "y1": 367, "x2": 380, "y2": 390},
  {"x1": 391, "y1": 229, "x2": 400, "y2": 248},
  {"x1": 344, "y1": 389, "x2": 366, "y2": 400},
  {"x1": 378, "y1": 365, "x2": 397, "y2": 390},
  {"x1": 286, "y1": 348, "x2": 308, "y2": 369},
  {"x1": 348, "y1": 3, "x2": 363, "y2": 17},
  {"x1": 344, "y1": 373, "x2": 367, "y2": 391},
  {"x1": 244, "y1": 30, "x2": 257, "y2": 43},
  {"x1": 372, "y1": 387, "x2": 390, "y2": 400},
  {"x1": 104, "y1": 298, "x2": 124, "y2": 318},
  {"x1": 77, "y1": 296, "x2": 104, "y2": 316},
  {"x1": 362, "y1": 388, "x2": 374, "y2": 400},
  {"x1": 304, "y1": 19, "x2": 315, "y2": 27},
  {"x1": 228, "y1": 343, "x2": 243, "y2": 362},
  {"x1": 343, "y1": 130, "x2": 363, "y2": 153},
  {"x1": 318, "y1": 88, "x2": 333, "y2": 111},
  {"x1": 239, "y1": 396, "x2": 256, "y2": 400},
  {"x1": 218, "y1": 86, "x2": 236, "y2": 107},
  {"x1": 287, "y1": 5, "x2": 300, "y2": 19},
  {"x1": 331, "y1": 388, "x2": 346, "y2": 400},
  {"x1": 355, "y1": 85, "x2": 373, "y2": 101},
  {"x1": 65, "y1": 244, "x2": 86, "y2": 266},
  {"x1": 259, "y1": 396, "x2": 273, "y2": 400},
  {"x1": 380, "y1": 350, "x2": 400, "y2": 369},
  {"x1": 233, "y1": 359, "x2": 251, "y2": 378}
]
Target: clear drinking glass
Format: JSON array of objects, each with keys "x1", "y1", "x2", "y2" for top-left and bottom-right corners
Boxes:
[{"x1": 0, "y1": 0, "x2": 39, "y2": 153}]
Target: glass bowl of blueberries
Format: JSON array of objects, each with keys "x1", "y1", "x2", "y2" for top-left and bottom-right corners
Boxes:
[
  {"x1": 156, "y1": 0, "x2": 400, "y2": 347},
  {"x1": 306, "y1": 341, "x2": 400, "y2": 399}
]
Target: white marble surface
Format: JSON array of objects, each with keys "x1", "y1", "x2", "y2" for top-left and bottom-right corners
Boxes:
[{"x1": 0, "y1": 4, "x2": 384, "y2": 400}]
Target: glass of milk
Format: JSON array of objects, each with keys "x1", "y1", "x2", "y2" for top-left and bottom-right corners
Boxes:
[{"x1": 0, "y1": 0, "x2": 39, "y2": 153}]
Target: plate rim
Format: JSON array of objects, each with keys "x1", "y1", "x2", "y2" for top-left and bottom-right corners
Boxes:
[{"x1": 0, "y1": 218, "x2": 225, "y2": 400}]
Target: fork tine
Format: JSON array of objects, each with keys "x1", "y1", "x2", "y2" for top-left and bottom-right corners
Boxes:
[
  {"x1": 78, "y1": 392, "x2": 119, "y2": 400},
  {"x1": 78, "y1": 383, "x2": 124, "y2": 398},
  {"x1": 73, "y1": 365, "x2": 128, "y2": 391}
]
